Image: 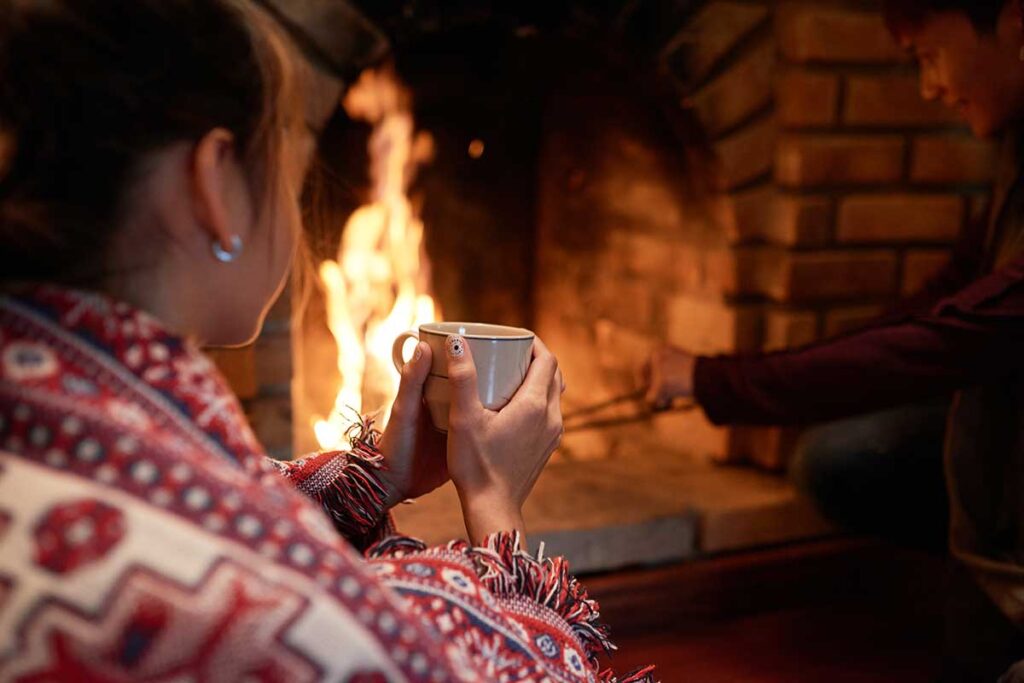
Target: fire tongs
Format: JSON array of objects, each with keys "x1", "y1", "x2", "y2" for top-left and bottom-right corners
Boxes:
[{"x1": 562, "y1": 389, "x2": 696, "y2": 433}]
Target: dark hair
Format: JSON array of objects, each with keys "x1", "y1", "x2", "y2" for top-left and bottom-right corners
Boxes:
[
  {"x1": 883, "y1": 0, "x2": 1010, "y2": 36},
  {"x1": 0, "y1": 0, "x2": 296, "y2": 285}
]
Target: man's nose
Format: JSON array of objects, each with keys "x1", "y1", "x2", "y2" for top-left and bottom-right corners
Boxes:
[{"x1": 919, "y1": 71, "x2": 941, "y2": 102}]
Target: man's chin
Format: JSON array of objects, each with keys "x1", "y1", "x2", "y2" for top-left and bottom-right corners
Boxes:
[{"x1": 966, "y1": 113, "x2": 1003, "y2": 139}]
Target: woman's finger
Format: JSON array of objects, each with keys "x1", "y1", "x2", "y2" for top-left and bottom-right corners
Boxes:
[
  {"x1": 519, "y1": 337, "x2": 559, "y2": 404},
  {"x1": 391, "y1": 342, "x2": 431, "y2": 422}
]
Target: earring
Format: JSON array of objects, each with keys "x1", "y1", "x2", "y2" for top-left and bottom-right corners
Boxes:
[{"x1": 211, "y1": 235, "x2": 243, "y2": 263}]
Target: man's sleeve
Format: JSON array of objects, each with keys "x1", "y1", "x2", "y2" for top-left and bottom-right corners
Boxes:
[{"x1": 694, "y1": 251, "x2": 1024, "y2": 425}]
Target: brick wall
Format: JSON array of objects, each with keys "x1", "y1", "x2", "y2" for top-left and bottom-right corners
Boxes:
[
  {"x1": 208, "y1": 289, "x2": 293, "y2": 460},
  {"x1": 685, "y1": 0, "x2": 992, "y2": 468},
  {"x1": 537, "y1": 0, "x2": 993, "y2": 470}
]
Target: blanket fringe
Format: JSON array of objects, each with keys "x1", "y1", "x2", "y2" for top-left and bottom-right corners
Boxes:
[
  {"x1": 306, "y1": 417, "x2": 388, "y2": 540},
  {"x1": 458, "y1": 531, "x2": 614, "y2": 667},
  {"x1": 599, "y1": 664, "x2": 659, "y2": 682},
  {"x1": 367, "y1": 529, "x2": 657, "y2": 681}
]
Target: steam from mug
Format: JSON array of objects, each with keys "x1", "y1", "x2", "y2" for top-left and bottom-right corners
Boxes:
[{"x1": 391, "y1": 322, "x2": 535, "y2": 432}]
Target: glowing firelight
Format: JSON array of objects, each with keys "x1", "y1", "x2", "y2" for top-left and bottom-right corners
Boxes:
[{"x1": 313, "y1": 68, "x2": 439, "y2": 450}]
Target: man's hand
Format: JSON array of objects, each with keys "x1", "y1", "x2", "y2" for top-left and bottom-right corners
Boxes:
[
  {"x1": 643, "y1": 346, "x2": 697, "y2": 409},
  {"x1": 377, "y1": 342, "x2": 449, "y2": 508}
]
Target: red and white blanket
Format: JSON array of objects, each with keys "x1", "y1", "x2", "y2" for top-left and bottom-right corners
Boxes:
[{"x1": 0, "y1": 286, "x2": 654, "y2": 682}]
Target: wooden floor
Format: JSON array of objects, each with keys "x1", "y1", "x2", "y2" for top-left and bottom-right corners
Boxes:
[{"x1": 585, "y1": 538, "x2": 945, "y2": 682}]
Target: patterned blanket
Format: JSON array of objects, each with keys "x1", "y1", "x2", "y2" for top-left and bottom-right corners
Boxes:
[{"x1": 0, "y1": 286, "x2": 655, "y2": 682}]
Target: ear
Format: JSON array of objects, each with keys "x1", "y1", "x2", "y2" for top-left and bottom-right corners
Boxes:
[{"x1": 191, "y1": 128, "x2": 240, "y2": 251}]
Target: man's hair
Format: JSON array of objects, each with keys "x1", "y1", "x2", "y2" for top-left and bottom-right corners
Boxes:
[{"x1": 883, "y1": 0, "x2": 1009, "y2": 36}]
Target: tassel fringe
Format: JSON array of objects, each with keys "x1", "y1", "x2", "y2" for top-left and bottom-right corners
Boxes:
[
  {"x1": 462, "y1": 531, "x2": 613, "y2": 666},
  {"x1": 302, "y1": 416, "x2": 389, "y2": 541},
  {"x1": 367, "y1": 529, "x2": 657, "y2": 682},
  {"x1": 599, "y1": 664, "x2": 659, "y2": 682}
]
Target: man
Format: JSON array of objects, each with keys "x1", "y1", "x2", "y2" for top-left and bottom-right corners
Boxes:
[{"x1": 647, "y1": 0, "x2": 1024, "y2": 679}]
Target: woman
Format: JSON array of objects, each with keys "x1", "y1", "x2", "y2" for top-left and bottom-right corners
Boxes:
[{"x1": 0, "y1": 1, "x2": 652, "y2": 681}]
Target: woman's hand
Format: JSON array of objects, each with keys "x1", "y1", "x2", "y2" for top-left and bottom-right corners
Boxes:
[
  {"x1": 644, "y1": 346, "x2": 697, "y2": 409},
  {"x1": 444, "y1": 335, "x2": 564, "y2": 546},
  {"x1": 377, "y1": 342, "x2": 449, "y2": 508}
]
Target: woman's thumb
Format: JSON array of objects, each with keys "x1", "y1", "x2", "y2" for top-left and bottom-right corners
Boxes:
[{"x1": 446, "y1": 334, "x2": 482, "y2": 415}]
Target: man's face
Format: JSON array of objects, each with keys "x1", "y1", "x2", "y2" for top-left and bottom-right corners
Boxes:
[{"x1": 901, "y1": 7, "x2": 1024, "y2": 138}]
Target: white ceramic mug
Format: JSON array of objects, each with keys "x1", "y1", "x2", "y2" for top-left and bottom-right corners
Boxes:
[{"x1": 392, "y1": 322, "x2": 535, "y2": 432}]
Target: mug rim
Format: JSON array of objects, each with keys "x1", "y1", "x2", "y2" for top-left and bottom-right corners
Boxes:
[{"x1": 420, "y1": 321, "x2": 534, "y2": 341}]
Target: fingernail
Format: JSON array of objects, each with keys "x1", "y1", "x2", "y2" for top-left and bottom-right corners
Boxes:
[
  {"x1": 446, "y1": 335, "x2": 465, "y2": 359},
  {"x1": 413, "y1": 342, "x2": 425, "y2": 362}
]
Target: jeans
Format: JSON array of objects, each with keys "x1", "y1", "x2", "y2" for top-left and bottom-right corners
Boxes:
[
  {"x1": 789, "y1": 400, "x2": 1024, "y2": 680},
  {"x1": 789, "y1": 399, "x2": 950, "y2": 552}
]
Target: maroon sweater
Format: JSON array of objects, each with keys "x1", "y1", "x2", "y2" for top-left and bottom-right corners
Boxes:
[{"x1": 694, "y1": 215, "x2": 1024, "y2": 425}]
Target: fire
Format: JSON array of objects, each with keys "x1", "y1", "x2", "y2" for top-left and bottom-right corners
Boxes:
[{"x1": 313, "y1": 68, "x2": 439, "y2": 450}]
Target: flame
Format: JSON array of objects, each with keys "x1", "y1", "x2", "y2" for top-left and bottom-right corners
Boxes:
[{"x1": 313, "y1": 68, "x2": 439, "y2": 450}]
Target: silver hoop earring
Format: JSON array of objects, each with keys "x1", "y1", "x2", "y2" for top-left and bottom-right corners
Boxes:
[{"x1": 211, "y1": 235, "x2": 243, "y2": 263}]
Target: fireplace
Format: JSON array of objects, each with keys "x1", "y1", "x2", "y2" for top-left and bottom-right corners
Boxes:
[{"x1": 213, "y1": 0, "x2": 993, "y2": 571}]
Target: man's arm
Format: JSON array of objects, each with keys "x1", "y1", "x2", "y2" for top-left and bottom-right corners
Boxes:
[{"x1": 694, "y1": 251, "x2": 1024, "y2": 426}]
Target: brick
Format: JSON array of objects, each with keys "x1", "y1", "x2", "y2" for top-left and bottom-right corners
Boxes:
[
  {"x1": 254, "y1": 330, "x2": 292, "y2": 390},
  {"x1": 824, "y1": 305, "x2": 885, "y2": 337},
  {"x1": 244, "y1": 394, "x2": 292, "y2": 454},
  {"x1": 911, "y1": 135, "x2": 996, "y2": 184},
  {"x1": 609, "y1": 230, "x2": 677, "y2": 279},
  {"x1": 776, "y1": 5, "x2": 904, "y2": 64},
  {"x1": 673, "y1": 243, "x2": 744, "y2": 296},
  {"x1": 776, "y1": 134, "x2": 904, "y2": 188},
  {"x1": 593, "y1": 276, "x2": 657, "y2": 332},
  {"x1": 902, "y1": 248, "x2": 952, "y2": 295},
  {"x1": 652, "y1": 410, "x2": 730, "y2": 462},
  {"x1": 836, "y1": 194, "x2": 963, "y2": 243},
  {"x1": 207, "y1": 346, "x2": 257, "y2": 399},
  {"x1": 665, "y1": 296, "x2": 760, "y2": 354},
  {"x1": 763, "y1": 309, "x2": 817, "y2": 351},
  {"x1": 844, "y1": 74, "x2": 962, "y2": 127},
  {"x1": 594, "y1": 318, "x2": 657, "y2": 377},
  {"x1": 558, "y1": 431, "x2": 615, "y2": 462},
  {"x1": 770, "y1": 250, "x2": 899, "y2": 302},
  {"x1": 667, "y1": 1, "x2": 770, "y2": 86},
  {"x1": 731, "y1": 426, "x2": 803, "y2": 471},
  {"x1": 715, "y1": 117, "x2": 776, "y2": 189},
  {"x1": 675, "y1": 244, "x2": 847, "y2": 301},
  {"x1": 776, "y1": 70, "x2": 839, "y2": 127},
  {"x1": 675, "y1": 246, "x2": 795, "y2": 300},
  {"x1": 729, "y1": 188, "x2": 832, "y2": 246},
  {"x1": 539, "y1": 320, "x2": 618, "y2": 422},
  {"x1": 691, "y1": 37, "x2": 775, "y2": 136}
]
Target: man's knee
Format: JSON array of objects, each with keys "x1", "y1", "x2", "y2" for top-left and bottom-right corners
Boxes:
[{"x1": 789, "y1": 422, "x2": 858, "y2": 504}]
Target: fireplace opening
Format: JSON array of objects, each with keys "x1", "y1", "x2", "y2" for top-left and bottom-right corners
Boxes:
[{"x1": 217, "y1": 0, "x2": 990, "y2": 575}]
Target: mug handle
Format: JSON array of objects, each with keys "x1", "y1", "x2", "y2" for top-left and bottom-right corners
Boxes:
[{"x1": 392, "y1": 329, "x2": 420, "y2": 373}]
